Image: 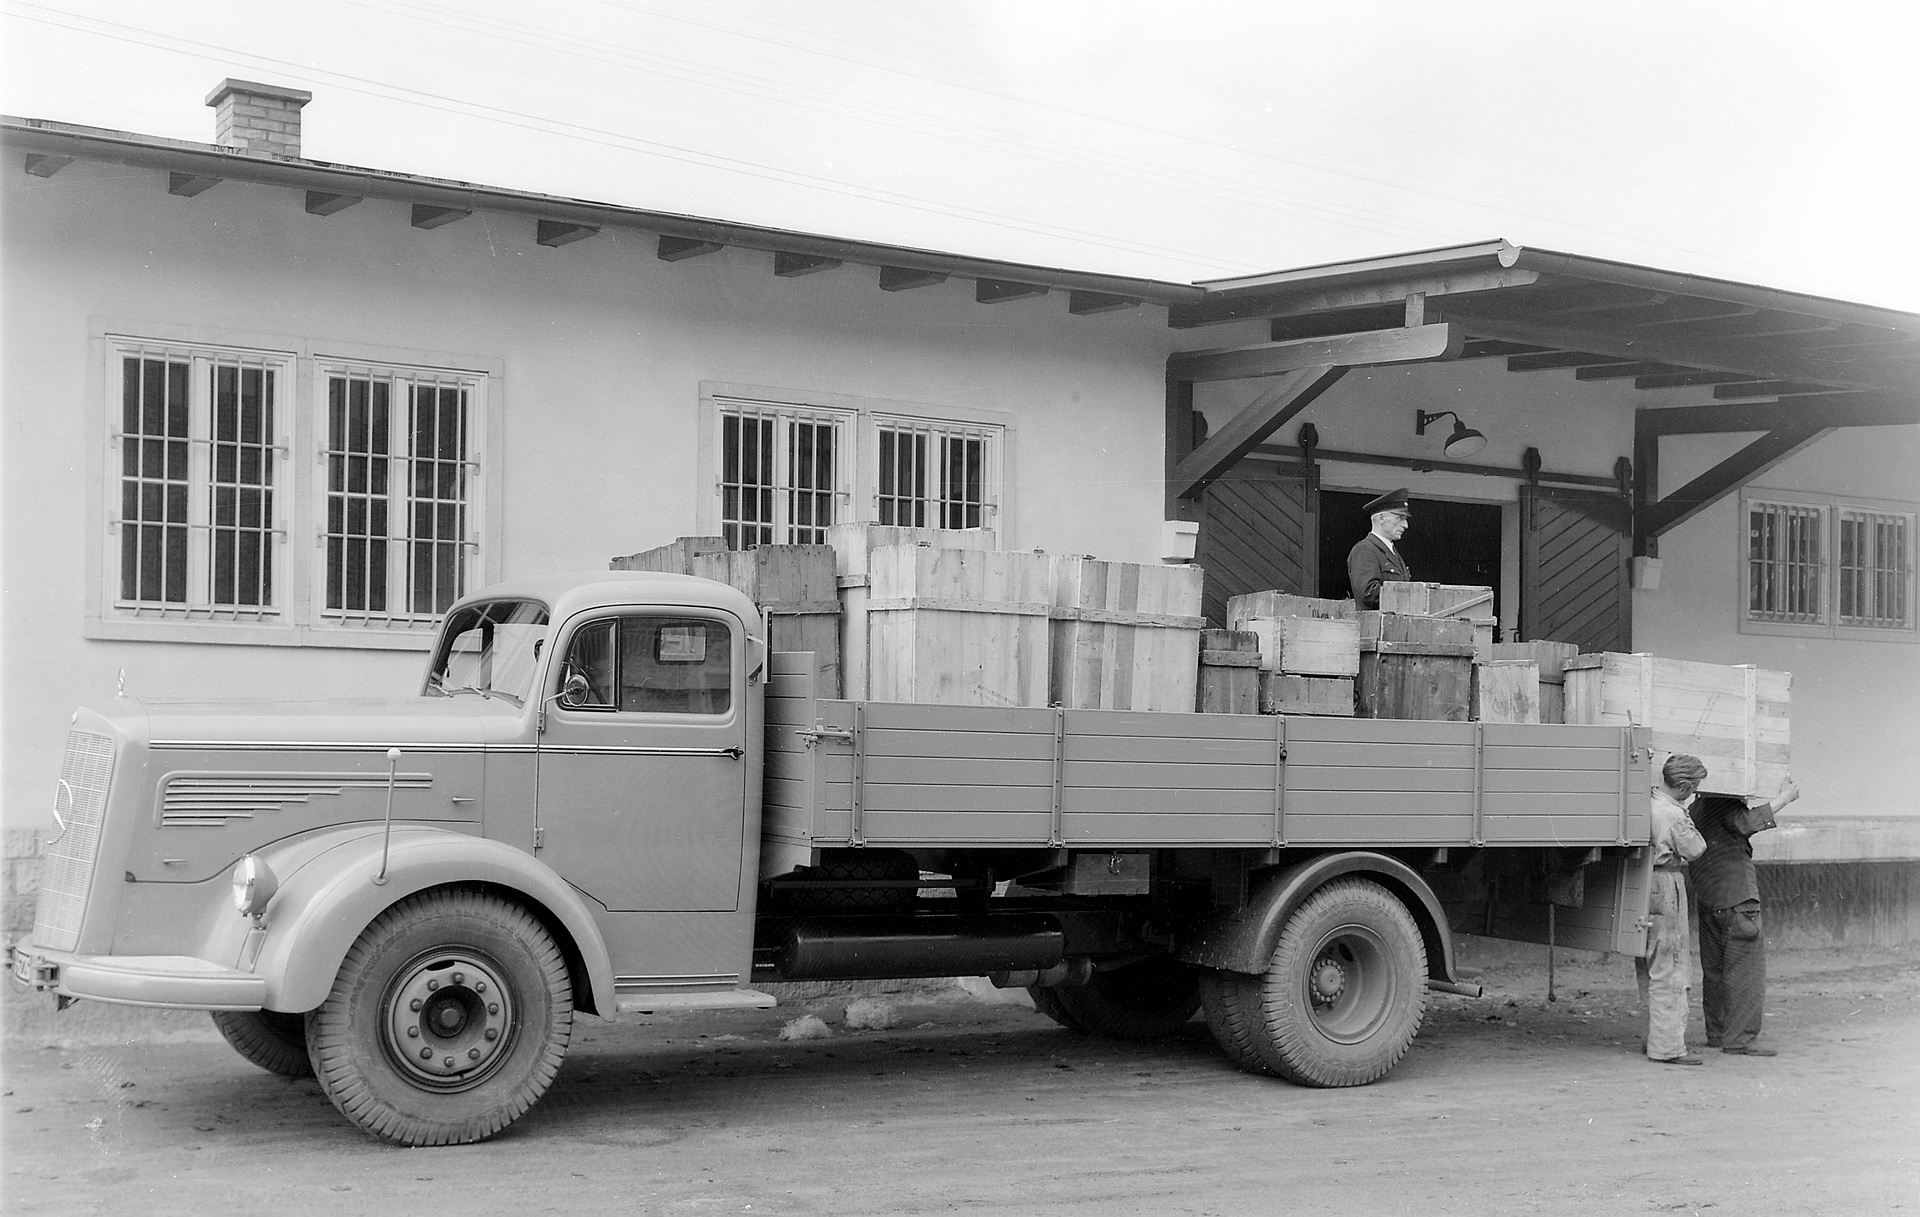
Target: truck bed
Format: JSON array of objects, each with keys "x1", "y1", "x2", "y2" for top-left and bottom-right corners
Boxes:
[{"x1": 764, "y1": 655, "x2": 1652, "y2": 865}]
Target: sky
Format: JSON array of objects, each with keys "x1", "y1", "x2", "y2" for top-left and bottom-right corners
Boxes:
[{"x1": 2, "y1": 0, "x2": 1916, "y2": 311}]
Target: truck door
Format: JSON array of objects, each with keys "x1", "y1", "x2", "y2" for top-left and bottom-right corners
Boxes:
[{"x1": 536, "y1": 610, "x2": 747, "y2": 912}]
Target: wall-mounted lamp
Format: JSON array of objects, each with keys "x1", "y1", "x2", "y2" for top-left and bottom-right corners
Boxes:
[{"x1": 1415, "y1": 409, "x2": 1488, "y2": 459}]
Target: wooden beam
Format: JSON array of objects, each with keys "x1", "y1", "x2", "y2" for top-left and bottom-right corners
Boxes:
[
  {"x1": 304, "y1": 190, "x2": 362, "y2": 216},
  {"x1": 658, "y1": 235, "x2": 723, "y2": 261},
  {"x1": 774, "y1": 251, "x2": 841, "y2": 277},
  {"x1": 878, "y1": 265, "x2": 948, "y2": 292},
  {"x1": 1639, "y1": 424, "x2": 1832, "y2": 540},
  {"x1": 976, "y1": 278, "x2": 1050, "y2": 304},
  {"x1": 1068, "y1": 291, "x2": 1140, "y2": 315},
  {"x1": 1640, "y1": 394, "x2": 1920, "y2": 437},
  {"x1": 23, "y1": 154, "x2": 72, "y2": 178},
  {"x1": 411, "y1": 204, "x2": 470, "y2": 230},
  {"x1": 167, "y1": 171, "x2": 221, "y2": 198},
  {"x1": 537, "y1": 220, "x2": 599, "y2": 248},
  {"x1": 1169, "y1": 366, "x2": 1347, "y2": 499},
  {"x1": 1169, "y1": 323, "x2": 1462, "y2": 383},
  {"x1": 1437, "y1": 304, "x2": 1900, "y2": 391}
]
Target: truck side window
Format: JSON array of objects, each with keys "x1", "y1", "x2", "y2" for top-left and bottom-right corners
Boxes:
[{"x1": 560, "y1": 616, "x2": 732, "y2": 715}]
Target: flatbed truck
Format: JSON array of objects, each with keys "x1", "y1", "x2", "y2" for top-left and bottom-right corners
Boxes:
[{"x1": 12, "y1": 571, "x2": 1658, "y2": 1145}]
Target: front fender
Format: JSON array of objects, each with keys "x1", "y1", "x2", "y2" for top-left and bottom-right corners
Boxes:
[
  {"x1": 1176, "y1": 850, "x2": 1465, "y2": 986},
  {"x1": 249, "y1": 825, "x2": 615, "y2": 1016}
]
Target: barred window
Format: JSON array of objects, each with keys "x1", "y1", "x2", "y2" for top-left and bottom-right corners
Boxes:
[
  {"x1": 324, "y1": 366, "x2": 479, "y2": 623},
  {"x1": 718, "y1": 400, "x2": 845, "y2": 548},
  {"x1": 1839, "y1": 509, "x2": 1912, "y2": 628},
  {"x1": 116, "y1": 345, "x2": 285, "y2": 617}
]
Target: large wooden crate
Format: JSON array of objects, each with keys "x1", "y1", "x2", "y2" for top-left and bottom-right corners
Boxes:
[
  {"x1": 1049, "y1": 557, "x2": 1204, "y2": 712},
  {"x1": 609, "y1": 535, "x2": 729, "y2": 573},
  {"x1": 1242, "y1": 616, "x2": 1361, "y2": 676},
  {"x1": 828, "y1": 524, "x2": 997, "y2": 700},
  {"x1": 1488, "y1": 640, "x2": 1581, "y2": 723},
  {"x1": 1472, "y1": 660, "x2": 1540, "y2": 724},
  {"x1": 1226, "y1": 591, "x2": 1355, "y2": 629},
  {"x1": 1197, "y1": 629, "x2": 1260, "y2": 714},
  {"x1": 1564, "y1": 653, "x2": 1790, "y2": 797},
  {"x1": 864, "y1": 543, "x2": 1051, "y2": 707},
  {"x1": 1355, "y1": 612, "x2": 1474, "y2": 721},
  {"x1": 1260, "y1": 673, "x2": 1356, "y2": 716},
  {"x1": 685, "y1": 546, "x2": 841, "y2": 698}
]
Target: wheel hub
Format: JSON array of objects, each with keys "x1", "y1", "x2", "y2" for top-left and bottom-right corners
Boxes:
[{"x1": 385, "y1": 953, "x2": 514, "y2": 1088}]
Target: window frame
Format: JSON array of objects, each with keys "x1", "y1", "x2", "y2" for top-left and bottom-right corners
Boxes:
[
  {"x1": 1739, "y1": 488, "x2": 1917, "y2": 642},
  {"x1": 698, "y1": 382, "x2": 1012, "y2": 548},
  {"x1": 86, "y1": 322, "x2": 502, "y2": 650}
]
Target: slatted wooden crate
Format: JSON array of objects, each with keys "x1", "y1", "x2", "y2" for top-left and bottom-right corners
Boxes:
[
  {"x1": 1260, "y1": 673, "x2": 1356, "y2": 716},
  {"x1": 1226, "y1": 591, "x2": 1355, "y2": 629},
  {"x1": 1487, "y1": 640, "x2": 1581, "y2": 723},
  {"x1": 1564, "y1": 653, "x2": 1790, "y2": 797},
  {"x1": 609, "y1": 535, "x2": 729, "y2": 573},
  {"x1": 864, "y1": 543, "x2": 1052, "y2": 707},
  {"x1": 1197, "y1": 629, "x2": 1261, "y2": 714},
  {"x1": 828, "y1": 524, "x2": 998, "y2": 700},
  {"x1": 685, "y1": 546, "x2": 841, "y2": 698},
  {"x1": 1355, "y1": 611, "x2": 1475, "y2": 721},
  {"x1": 1049, "y1": 557, "x2": 1205, "y2": 712},
  {"x1": 1472, "y1": 660, "x2": 1540, "y2": 724}
]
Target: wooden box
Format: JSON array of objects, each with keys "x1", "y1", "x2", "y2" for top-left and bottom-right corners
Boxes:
[
  {"x1": 1260, "y1": 673, "x2": 1356, "y2": 716},
  {"x1": 610, "y1": 535, "x2": 728, "y2": 573},
  {"x1": 1472, "y1": 660, "x2": 1540, "y2": 724},
  {"x1": 686, "y1": 546, "x2": 841, "y2": 698},
  {"x1": 1242, "y1": 616, "x2": 1361, "y2": 677},
  {"x1": 1198, "y1": 629, "x2": 1261, "y2": 714},
  {"x1": 1487, "y1": 640, "x2": 1581, "y2": 723},
  {"x1": 1355, "y1": 612, "x2": 1474, "y2": 721},
  {"x1": 1226, "y1": 591, "x2": 1355, "y2": 630},
  {"x1": 1564, "y1": 653, "x2": 1790, "y2": 797},
  {"x1": 1049, "y1": 557, "x2": 1205, "y2": 712},
  {"x1": 864, "y1": 543, "x2": 1051, "y2": 707},
  {"x1": 829, "y1": 524, "x2": 998, "y2": 699}
]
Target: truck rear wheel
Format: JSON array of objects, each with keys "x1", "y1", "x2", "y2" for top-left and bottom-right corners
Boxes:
[
  {"x1": 1249, "y1": 878, "x2": 1427, "y2": 1087},
  {"x1": 210, "y1": 1009, "x2": 313, "y2": 1078},
  {"x1": 307, "y1": 888, "x2": 574, "y2": 1146},
  {"x1": 1032, "y1": 955, "x2": 1201, "y2": 1039}
]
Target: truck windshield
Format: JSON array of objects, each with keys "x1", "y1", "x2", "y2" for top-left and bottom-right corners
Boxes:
[{"x1": 424, "y1": 599, "x2": 551, "y2": 707}]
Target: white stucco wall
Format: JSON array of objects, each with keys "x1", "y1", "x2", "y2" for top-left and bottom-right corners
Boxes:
[{"x1": 0, "y1": 159, "x2": 1175, "y2": 831}]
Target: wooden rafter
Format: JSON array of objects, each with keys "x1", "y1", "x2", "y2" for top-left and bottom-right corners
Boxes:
[
  {"x1": 1170, "y1": 366, "x2": 1346, "y2": 499},
  {"x1": 1169, "y1": 323, "x2": 1461, "y2": 383}
]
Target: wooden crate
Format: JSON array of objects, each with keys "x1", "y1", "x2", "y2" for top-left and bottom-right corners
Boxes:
[
  {"x1": 1049, "y1": 557, "x2": 1204, "y2": 712},
  {"x1": 1198, "y1": 629, "x2": 1260, "y2": 714},
  {"x1": 1241, "y1": 616, "x2": 1361, "y2": 676},
  {"x1": 1488, "y1": 640, "x2": 1581, "y2": 722},
  {"x1": 1564, "y1": 653, "x2": 1790, "y2": 797},
  {"x1": 1472, "y1": 660, "x2": 1540, "y2": 724},
  {"x1": 687, "y1": 546, "x2": 841, "y2": 698},
  {"x1": 1355, "y1": 613, "x2": 1475, "y2": 721},
  {"x1": 864, "y1": 543, "x2": 1051, "y2": 707},
  {"x1": 1226, "y1": 591, "x2": 1355, "y2": 629},
  {"x1": 609, "y1": 535, "x2": 728, "y2": 573},
  {"x1": 1260, "y1": 673, "x2": 1355, "y2": 716},
  {"x1": 1378, "y1": 583, "x2": 1494, "y2": 619},
  {"x1": 829, "y1": 524, "x2": 998, "y2": 699}
]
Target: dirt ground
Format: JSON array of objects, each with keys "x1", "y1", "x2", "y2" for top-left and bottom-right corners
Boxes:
[{"x1": 3, "y1": 944, "x2": 1915, "y2": 1216}]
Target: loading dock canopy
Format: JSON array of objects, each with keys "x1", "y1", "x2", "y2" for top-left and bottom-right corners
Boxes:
[{"x1": 1170, "y1": 240, "x2": 1920, "y2": 553}]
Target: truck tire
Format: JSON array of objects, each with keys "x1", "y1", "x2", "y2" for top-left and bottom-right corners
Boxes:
[
  {"x1": 1034, "y1": 955, "x2": 1201, "y2": 1039},
  {"x1": 210, "y1": 1009, "x2": 314, "y2": 1078},
  {"x1": 306, "y1": 888, "x2": 574, "y2": 1146},
  {"x1": 1250, "y1": 878, "x2": 1427, "y2": 1087},
  {"x1": 1197, "y1": 969, "x2": 1276, "y2": 1076}
]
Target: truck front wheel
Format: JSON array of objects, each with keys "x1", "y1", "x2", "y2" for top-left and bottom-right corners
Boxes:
[
  {"x1": 1032, "y1": 955, "x2": 1201, "y2": 1039},
  {"x1": 210, "y1": 1009, "x2": 313, "y2": 1077},
  {"x1": 1248, "y1": 878, "x2": 1427, "y2": 1086},
  {"x1": 307, "y1": 888, "x2": 574, "y2": 1146}
]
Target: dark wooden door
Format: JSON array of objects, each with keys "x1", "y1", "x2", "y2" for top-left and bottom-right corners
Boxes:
[
  {"x1": 1520, "y1": 485, "x2": 1632, "y2": 651},
  {"x1": 1196, "y1": 464, "x2": 1315, "y2": 627}
]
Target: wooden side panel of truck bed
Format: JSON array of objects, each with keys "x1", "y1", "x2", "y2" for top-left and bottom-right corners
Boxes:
[{"x1": 765, "y1": 655, "x2": 1652, "y2": 855}]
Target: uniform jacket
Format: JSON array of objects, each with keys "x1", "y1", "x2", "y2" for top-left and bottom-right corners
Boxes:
[{"x1": 1346, "y1": 534, "x2": 1412, "y2": 609}]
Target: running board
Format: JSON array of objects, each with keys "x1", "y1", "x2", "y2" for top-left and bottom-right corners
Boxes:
[{"x1": 613, "y1": 989, "x2": 778, "y2": 1016}]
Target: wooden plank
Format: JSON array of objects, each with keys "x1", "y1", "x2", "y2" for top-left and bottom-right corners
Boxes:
[{"x1": 1168, "y1": 323, "x2": 1464, "y2": 383}]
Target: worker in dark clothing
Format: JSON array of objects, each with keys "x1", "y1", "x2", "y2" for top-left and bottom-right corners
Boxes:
[
  {"x1": 1346, "y1": 488, "x2": 1413, "y2": 609},
  {"x1": 1691, "y1": 775, "x2": 1800, "y2": 1056}
]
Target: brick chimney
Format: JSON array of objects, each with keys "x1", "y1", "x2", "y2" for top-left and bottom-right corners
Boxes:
[{"x1": 204, "y1": 79, "x2": 312, "y2": 158}]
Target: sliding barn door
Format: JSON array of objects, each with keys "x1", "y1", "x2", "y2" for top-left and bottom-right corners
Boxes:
[
  {"x1": 1520, "y1": 485, "x2": 1632, "y2": 652},
  {"x1": 1196, "y1": 465, "x2": 1316, "y2": 627}
]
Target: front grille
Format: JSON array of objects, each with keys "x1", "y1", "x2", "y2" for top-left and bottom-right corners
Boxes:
[{"x1": 31, "y1": 730, "x2": 115, "y2": 952}]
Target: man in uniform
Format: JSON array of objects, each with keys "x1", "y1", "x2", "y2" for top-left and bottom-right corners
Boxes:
[
  {"x1": 1691, "y1": 775, "x2": 1800, "y2": 1057},
  {"x1": 1347, "y1": 488, "x2": 1413, "y2": 609}
]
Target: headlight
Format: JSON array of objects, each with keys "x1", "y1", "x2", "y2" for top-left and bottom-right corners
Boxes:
[{"x1": 232, "y1": 855, "x2": 279, "y2": 916}]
